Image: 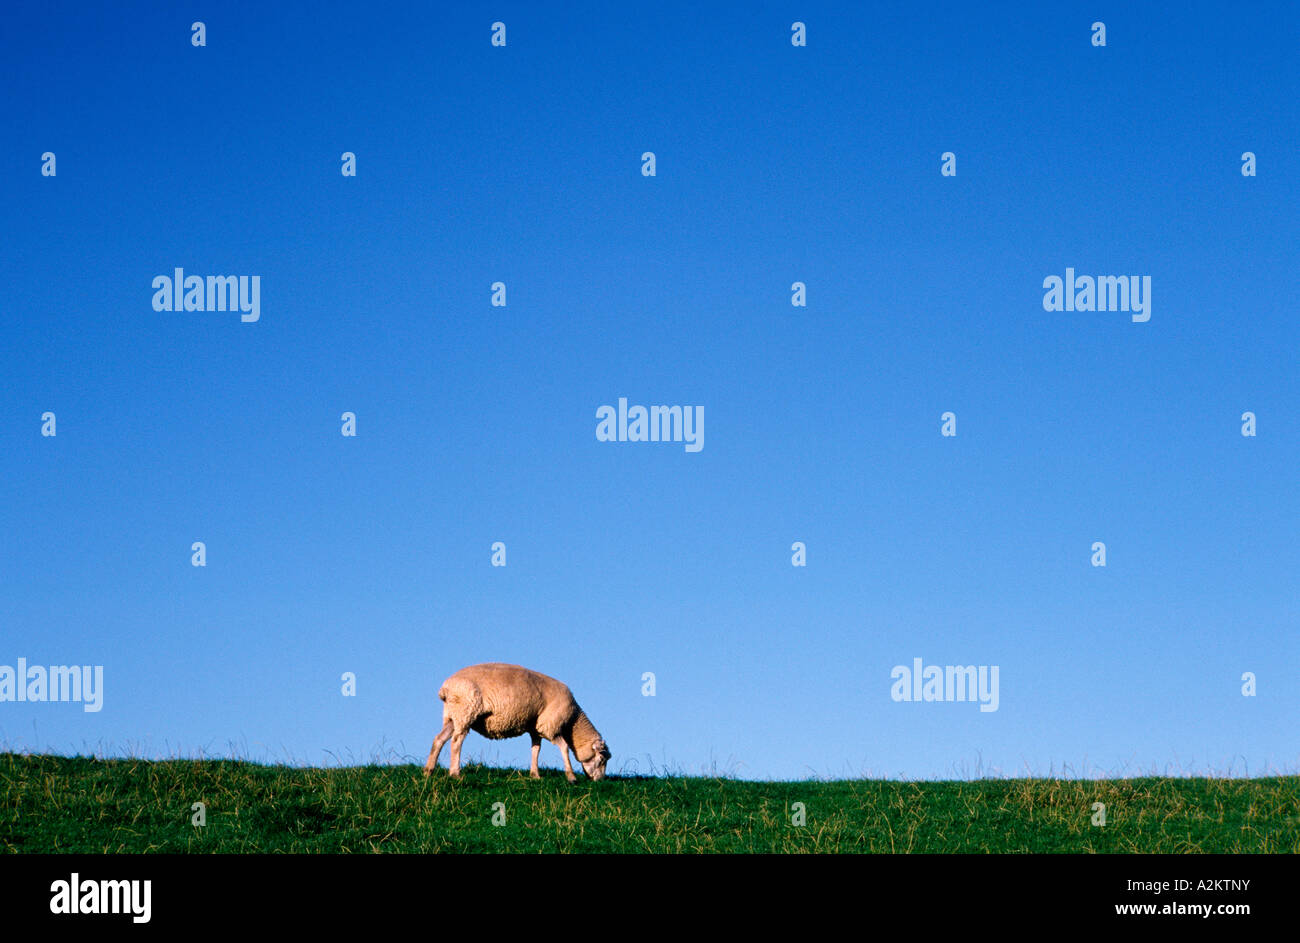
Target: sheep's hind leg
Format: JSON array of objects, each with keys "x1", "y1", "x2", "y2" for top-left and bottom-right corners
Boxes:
[
  {"x1": 552, "y1": 734, "x2": 578, "y2": 783},
  {"x1": 448, "y1": 728, "x2": 469, "y2": 778},
  {"x1": 529, "y1": 733, "x2": 542, "y2": 778},
  {"x1": 423, "y1": 719, "x2": 453, "y2": 776}
]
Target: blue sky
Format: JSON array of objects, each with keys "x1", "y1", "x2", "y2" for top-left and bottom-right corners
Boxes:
[{"x1": 1, "y1": 2, "x2": 1296, "y2": 780}]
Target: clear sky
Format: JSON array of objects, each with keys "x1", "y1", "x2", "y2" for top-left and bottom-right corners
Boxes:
[{"x1": 1, "y1": 2, "x2": 1296, "y2": 780}]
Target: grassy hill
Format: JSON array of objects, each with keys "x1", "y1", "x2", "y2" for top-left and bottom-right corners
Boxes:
[{"x1": 2, "y1": 752, "x2": 1297, "y2": 853}]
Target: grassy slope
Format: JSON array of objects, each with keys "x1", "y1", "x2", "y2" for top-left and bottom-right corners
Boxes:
[{"x1": 1, "y1": 753, "x2": 1297, "y2": 853}]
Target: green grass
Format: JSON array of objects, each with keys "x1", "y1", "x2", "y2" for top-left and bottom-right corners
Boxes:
[{"x1": 2, "y1": 752, "x2": 1297, "y2": 853}]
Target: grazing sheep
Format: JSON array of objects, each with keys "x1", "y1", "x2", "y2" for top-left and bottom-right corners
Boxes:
[{"x1": 423, "y1": 663, "x2": 611, "y2": 783}]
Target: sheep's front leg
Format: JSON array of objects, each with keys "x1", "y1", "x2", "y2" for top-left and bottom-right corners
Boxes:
[
  {"x1": 529, "y1": 733, "x2": 542, "y2": 779},
  {"x1": 423, "y1": 719, "x2": 453, "y2": 776},
  {"x1": 553, "y1": 734, "x2": 578, "y2": 783}
]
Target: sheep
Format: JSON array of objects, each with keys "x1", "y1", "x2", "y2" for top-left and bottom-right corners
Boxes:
[{"x1": 422, "y1": 663, "x2": 611, "y2": 782}]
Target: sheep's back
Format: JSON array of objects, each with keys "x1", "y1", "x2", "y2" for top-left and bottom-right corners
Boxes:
[{"x1": 442, "y1": 663, "x2": 579, "y2": 738}]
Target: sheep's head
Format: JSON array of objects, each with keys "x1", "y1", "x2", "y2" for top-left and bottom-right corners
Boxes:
[{"x1": 579, "y1": 738, "x2": 611, "y2": 781}]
